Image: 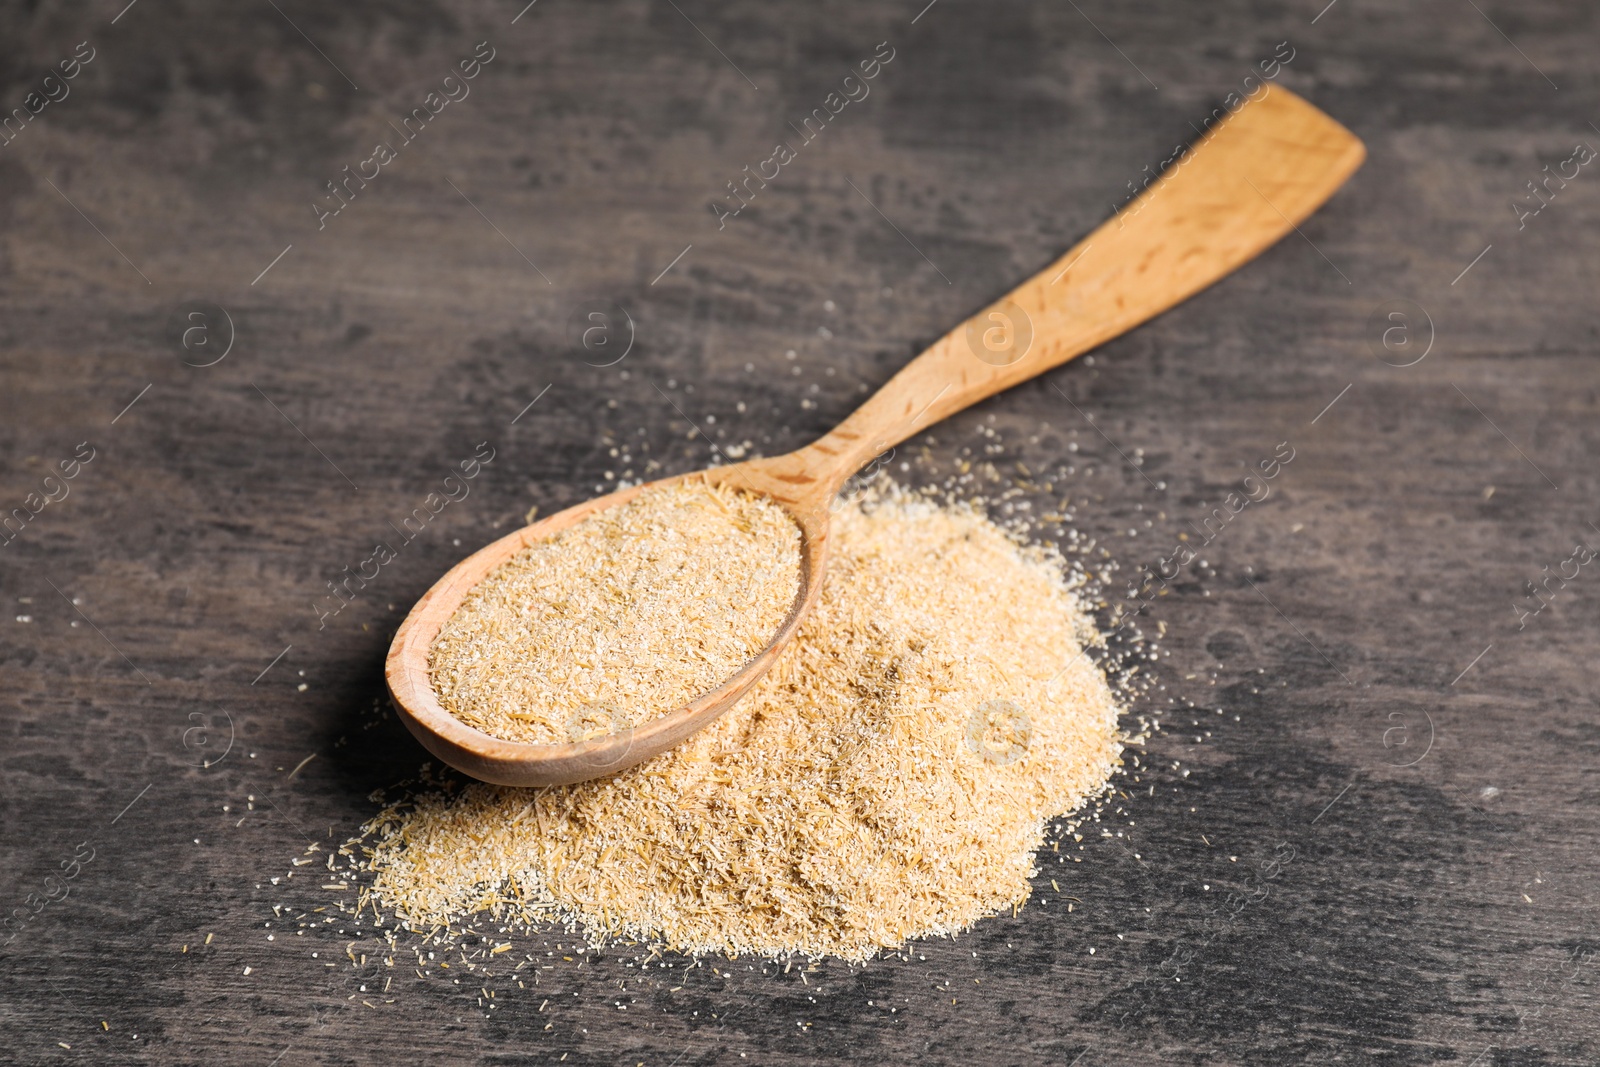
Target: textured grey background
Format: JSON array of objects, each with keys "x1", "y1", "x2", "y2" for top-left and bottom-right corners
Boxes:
[{"x1": 1, "y1": 0, "x2": 1597, "y2": 1064}]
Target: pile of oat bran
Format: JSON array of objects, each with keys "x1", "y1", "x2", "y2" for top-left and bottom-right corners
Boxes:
[{"x1": 365, "y1": 489, "x2": 1124, "y2": 961}]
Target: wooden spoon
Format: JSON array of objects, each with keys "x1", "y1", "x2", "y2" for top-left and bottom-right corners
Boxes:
[{"x1": 387, "y1": 86, "x2": 1364, "y2": 787}]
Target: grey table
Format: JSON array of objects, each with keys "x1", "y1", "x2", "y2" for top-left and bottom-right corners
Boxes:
[{"x1": 1, "y1": 1, "x2": 1596, "y2": 1063}]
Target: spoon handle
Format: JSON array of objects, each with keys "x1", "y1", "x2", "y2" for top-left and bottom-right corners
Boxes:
[{"x1": 797, "y1": 86, "x2": 1364, "y2": 488}]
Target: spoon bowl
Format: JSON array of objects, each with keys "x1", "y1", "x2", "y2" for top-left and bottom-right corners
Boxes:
[
  {"x1": 387, "y1": 86, "x2": 1366, "y2": 787},
  {"x1": 386, "y1": 455, "x2": 843, "y2": 786}
]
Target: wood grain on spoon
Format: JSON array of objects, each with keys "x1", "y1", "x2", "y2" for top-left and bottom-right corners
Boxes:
[{"x1": 386, "y1": 86, "x2": 1365, "y2": 787}]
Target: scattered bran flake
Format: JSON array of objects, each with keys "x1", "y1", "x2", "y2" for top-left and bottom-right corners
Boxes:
[
  {"x1": 370, "y1": 490, "x2": 1124, "y2": 961},
  {"x1": 429, "y1": 477, "x2": 801, "y2": 744}
]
